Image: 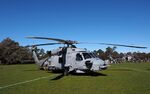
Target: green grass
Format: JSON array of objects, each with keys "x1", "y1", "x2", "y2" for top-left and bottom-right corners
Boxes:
[{"x1": 0, "y1": 63, "x2": 150, "y2": 94}]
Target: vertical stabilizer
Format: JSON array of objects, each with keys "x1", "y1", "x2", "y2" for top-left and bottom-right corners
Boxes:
[
  {"x1": 32, "y1": 49, "x2": 48, "y2": 70},
  {"x1": 32, "y1": 51, "x2": 40, "y2": 64}
]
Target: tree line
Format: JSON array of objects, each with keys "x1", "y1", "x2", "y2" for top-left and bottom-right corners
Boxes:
[
  {"x1": 94, "y1": 47, "x2": 150, "y2": 63},
  {"x1": 0, "y1": 38, "x2": 45, "y2": 64},
  {"x1": 0, "y1": 38, "x2": 149, "y2": 64}
]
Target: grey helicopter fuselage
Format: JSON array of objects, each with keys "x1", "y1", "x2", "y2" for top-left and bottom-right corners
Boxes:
[{"x1": 33, "y1": 47, "x2": 107, "y2": 73}]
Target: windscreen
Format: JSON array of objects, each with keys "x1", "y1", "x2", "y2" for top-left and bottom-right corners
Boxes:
[
  {"x1": 83, "y1": 53, "x2": 92, "y2": 59},
  {"x1": 89, "y1": 53, "x2": 96, "y2": 58}
]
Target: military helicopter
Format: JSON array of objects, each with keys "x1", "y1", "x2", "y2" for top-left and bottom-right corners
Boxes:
[{"x1": 26, "y1": 36, "x2": 147, "y2": 76}]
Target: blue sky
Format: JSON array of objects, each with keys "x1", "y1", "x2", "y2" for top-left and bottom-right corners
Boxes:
[{"x1": 0, "y1": 0, "x2": 149, "y2": 52}]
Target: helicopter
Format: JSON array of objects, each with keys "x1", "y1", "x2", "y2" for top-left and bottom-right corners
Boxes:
[{"x1": 26, "y1": 36, "x2": 147, "y2": 76}]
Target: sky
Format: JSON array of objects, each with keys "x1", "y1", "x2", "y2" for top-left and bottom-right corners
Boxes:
[{"x1": 0, "y1": 0, "x2": 150, "y2": 52}]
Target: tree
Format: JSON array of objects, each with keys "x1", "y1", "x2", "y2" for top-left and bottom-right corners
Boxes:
[
  {"x1": 112, "y1": 51, "x2": 119, "y2": 59},
  {"x1": 105, "y1": 46, "x2": 117, "y2": 59},
  {"x1": 0, "y1": 38, "x2": 33, "y2": 64},
  {"x1": 96, "y1": 49, "x2": 106, "y2": 60}
]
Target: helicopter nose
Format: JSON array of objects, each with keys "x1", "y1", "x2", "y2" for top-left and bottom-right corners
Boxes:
[
  {"x1": 99, "y1": 64, "x2": 107, "y2": 70},
  {"x1": 90, "y1": 60, "x2": 107, "y2": 71},
  {"x1": 90, "y1": 61, "x2": 101, "y2": 71}
]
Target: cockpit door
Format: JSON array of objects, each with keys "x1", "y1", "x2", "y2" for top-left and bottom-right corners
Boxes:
[{"x1": 75, "y1": 53, "x2": 85, "y2": 69}]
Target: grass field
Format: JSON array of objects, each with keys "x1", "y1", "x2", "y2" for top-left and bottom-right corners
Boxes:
[{"x1": 0, "y1": 62, "x2": 150, "y2": 94}]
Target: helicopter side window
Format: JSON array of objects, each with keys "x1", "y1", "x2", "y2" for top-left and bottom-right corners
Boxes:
[
  {"x1": 76, "y1": 53, "x2": 83, "y2": 61},
  {"x1": 59, "y1": 57, "x2": 63, "y2": 63},
  {"x1": 83, "y1": 53, "x2": 91, "y2": 59}
]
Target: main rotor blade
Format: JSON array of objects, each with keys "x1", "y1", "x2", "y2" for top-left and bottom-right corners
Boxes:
[
  {"x1": 79, "y1": 42, "x2": 147, "y2": 49},
  {"x1": 26, "y1": 36, "x2": 66, "y2": 42},
  {"x1": 25, "y1": 43, "x2": 62, "y2": 47},
  {"x1": 99, "y1": 43, "x2": 147, "y2": 49},
  {"x1": 26, "y1": 36, "x2": 78, "y2": 44},
  {"x1": 26, "y1": 36, "x2": 147, "y2": 49}
]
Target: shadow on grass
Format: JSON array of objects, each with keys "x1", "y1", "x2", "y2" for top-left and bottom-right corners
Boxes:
[
  {"x1": 70, "y1": 72, "x2": 107, "y2": 77},
  {"x1": 51, "y1": 74, "x2": 64, "y2": 80},
  {"x1": 51, "y1": 72, "x2": 107, "y2": 80},
  {"x1": 146, "y1": 69, "x2": 150, "y2": 70}
]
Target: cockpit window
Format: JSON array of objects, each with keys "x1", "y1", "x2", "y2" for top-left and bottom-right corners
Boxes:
[
  {"x1": 83, "y1": 53, "x2": 92, "y2": 59},
  {"x1": 76, "y1": 53, "x2": 83, "y2": 61},
  {"x1": 89, "y1": 53, "x2": 96, "y2": 58}
]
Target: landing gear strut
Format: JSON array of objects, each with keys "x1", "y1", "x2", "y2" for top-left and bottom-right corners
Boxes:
[{"x1": 63, "y1": 67, "x2": 69, "y2": 76}]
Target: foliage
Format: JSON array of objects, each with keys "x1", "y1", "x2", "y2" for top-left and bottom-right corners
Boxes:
[
  {"x1": 94, "y1": 47, "x2": 150, "y2": 62},
  {"x1": 0, "y1": 38, "x2": 33, "y2": 64},
  {"x1": 95, "y1": 47, "x2": 119, "y2": 60}
]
